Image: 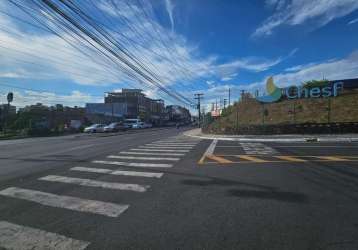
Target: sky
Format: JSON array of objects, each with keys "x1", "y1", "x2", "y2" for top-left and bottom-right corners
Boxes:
[{"x1": 0, "y1": 0, "x2": 358, "y2": 112}]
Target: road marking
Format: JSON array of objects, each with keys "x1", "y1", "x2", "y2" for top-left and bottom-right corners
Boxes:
[
  {"x1": 107, "y1": 155, "x2": 180, "y2": 161},
  {"x1": 273, "y1": 145, "x2": 358, "y2": 148},
  {"x1": 240, "y1": 142, "x2": 277, "y2": 155},
  {"x1": 0, "y1": 187, "x2": 129, "y2": 217},
  {"x1": 120, "y1": 151, "x2": 185, "y2": 156},
  {"x1": 93, "y1": 160, "x2": 173, "y2": 168},
  {"x1": 236, "y1": 155, "x2": 268, "y2": 163},
  {"x1": 205, "y1": 155, "x2": 233, "y2": 164},
  {"x1": 71, "y1": 167, "x2": 163, "y2": 178},
  {"x1": 147, "y1": 144, "x2": 196, "y2": 147},
  {"x1": 140, "y1": 145, "x2": 193, "y2": 149},
  {"x1": 314, "y1": 156, "x2": 349, "y2": 161},
  {"x1": 274, "y1": 156, "x2": 307, "y2": 162},
  {"x1": 148, "y1": 143, "x2": 197, "y2": 146},
  {"x1": 39, "y1": 175, "x2": 149, "y2": 192},
  {"x1": 0, "y1": 221, "x2": 90, "y2": 250},
  {"x1": 198, "y1": 139, "x2": 218, "y2": 164},
  {"x1": 130, "y1": 148, "x2": 189, "y2": 153}
]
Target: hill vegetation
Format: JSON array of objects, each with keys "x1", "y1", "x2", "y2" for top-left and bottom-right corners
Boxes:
[{"x1": 204, "y1": 89, "x2": 358, "y2": 134}]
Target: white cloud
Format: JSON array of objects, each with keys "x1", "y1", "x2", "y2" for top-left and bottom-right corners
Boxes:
[
  {"x1": 0, "y1": 90, "x2": 101, "y2": 108},
  {"x1": 164, "y1": 0, "x2": 175, "y2": 31},
  {"x1": 214, "y1": 48, "x2": 297, "y2": 77},
  {"x1": 0, "y1": 0, "x2": 293, "y2": 106},
  {"x1": 221, "y1": 73, "x2": 238, "y2": 82},
  {"x1": 348, "y1": 17, "x2": 358, "y2": 24},
  {"x1": 246, "y1": 50, "x2": 358, "y2": 97},
  {"x1": 253, "y1": 0, "x2": 358, "y2": 37},
  {"x1": 274, "y1": 50, "x2": 358, "y2": 87}
]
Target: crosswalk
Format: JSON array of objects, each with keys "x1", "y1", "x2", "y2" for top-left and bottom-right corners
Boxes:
[{"x1": 0, "y1": 135, "x2": 201, "y2": 249}]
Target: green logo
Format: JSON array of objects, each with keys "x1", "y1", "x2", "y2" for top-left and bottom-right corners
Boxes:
[{"x1": 256, "y1": 77, "x2": 282, "y2": 103}]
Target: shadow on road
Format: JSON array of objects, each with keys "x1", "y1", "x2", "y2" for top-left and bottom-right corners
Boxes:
[{"x1": 227, "y1": 189, "x2": 309, "y2": 203}]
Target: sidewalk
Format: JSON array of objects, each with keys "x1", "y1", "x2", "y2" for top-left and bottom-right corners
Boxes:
[{"x1": 184, "y1": 128, "x2": 358, "y2": 142}]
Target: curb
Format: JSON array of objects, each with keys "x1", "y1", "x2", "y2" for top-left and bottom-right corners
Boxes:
[{"x1": 183, "y1": 130, "x2": 358, "y2": 143}]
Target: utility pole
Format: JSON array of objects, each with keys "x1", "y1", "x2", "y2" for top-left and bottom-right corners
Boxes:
[
  {"x1": 194, "y1": 93, "x2": 204, "y2": 128},
  {"x1": 223, "y1": 99, "x2": 227, "y2": 109},
  {"x1": 228, "y1": 88, "x2": 231, "y2": 106}
]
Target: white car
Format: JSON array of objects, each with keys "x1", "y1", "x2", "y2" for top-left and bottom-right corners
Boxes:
[
  {"x1": 132, "y1": 122, "x2": 145, "y2": 129},
  {"x1": 84, "y1": 124, "x2": 106, "y2": 133},
  {"x1": 103, "y1": 122, "x2": 127, "y2": 132},
  {"x1": 132, "y1": 122, "x2": 152, "y2": 129}
]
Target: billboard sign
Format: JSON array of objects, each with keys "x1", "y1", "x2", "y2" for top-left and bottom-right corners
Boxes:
[{"x1": 256, "y1": 77, "x2": 344, "y2": 103}]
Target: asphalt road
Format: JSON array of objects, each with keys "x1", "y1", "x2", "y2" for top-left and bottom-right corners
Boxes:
[{"x1": 1, "y1": 128, "x2": 358, "y2": 250}]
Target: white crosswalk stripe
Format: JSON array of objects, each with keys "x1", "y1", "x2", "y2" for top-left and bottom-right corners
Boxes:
[
  {"x1": 92, "y1": 160, "x2": 173, "y2": 168},
  {"x1": 70, "y1": 167, "x2": 163, "y2": 178},
  {"x1": 148, "y1": 143, "x2": 197, "y2": 146},
  {"x1": 107, "y1": 155, "x2": 180, "y2": 161},
  {"x1": 0, "y1": 187, "x2": 129, "y2": 217},
  {"x1": 130, "y1": 148, "x2": 189, "y2": 152},
  {"x1": 119, "y1": 151, "x2": 185, "y2": 156},
  {"x1": 146, "y1": 144, "x2": 195, "y2": 148},
  {"x1": 139, "y1": 145, "x2": 193, "y2": 149},
  {"x1": 0, "y1": 221, "x2": 90, "y2": 250},
  {"x1": 39, "y1": 175, "x2": 149, "y2": 192}
]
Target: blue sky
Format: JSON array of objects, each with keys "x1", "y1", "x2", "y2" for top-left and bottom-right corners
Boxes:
[{"x1": 0, "y1": 0, "x2": 358, "y2": 110}]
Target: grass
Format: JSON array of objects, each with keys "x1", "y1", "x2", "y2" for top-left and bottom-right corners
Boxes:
[{"x1": 206, "y1": 90, "x2": 358, "y2": 134}]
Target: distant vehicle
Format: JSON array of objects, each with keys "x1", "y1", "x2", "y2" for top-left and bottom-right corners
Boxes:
[
  {"x1": 124, "y1": 119, "x2": 141, "y2": 128},
  {"x1": 132, "y1": 122, "x2": 152, "y2": 129},
  {"x1": 104, "y1": 122, "x2": 127, "y2": 132},
  {"x1": 144, "y1": 122, "x2": 152, "y2": 128},
  {"x1": 132, "y1": 121, "x2": 145, "y2": 129},
  {"x1": 84, "y1": 124, "x2": 106, "y2": 133}
]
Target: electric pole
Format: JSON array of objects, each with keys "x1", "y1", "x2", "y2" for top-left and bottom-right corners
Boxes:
[
  {"x1": 228, "y1": 88, "x2": 231, "y2": 106},
  {"x1": 223, "y1": 99, "x2": 227, "y2": 109},
  {"x1": 194, "y1": 93, "x2": 204, "y2": 128}
]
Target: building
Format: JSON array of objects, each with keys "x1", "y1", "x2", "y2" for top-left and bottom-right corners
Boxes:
[
  {"x1": 86, "y1": 89, "x2": 166, "y2": 125},
  {"x1": 165, "y1": 105, "x2": 191, "y2": 124}
]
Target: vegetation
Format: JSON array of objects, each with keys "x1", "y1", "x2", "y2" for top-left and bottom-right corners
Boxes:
[
  {"x1": 203, "y1": 89, "x2": 358, "y2": 134},
  {"x1": 302, "y1": 79, "x2": 329, "y2": 88}
]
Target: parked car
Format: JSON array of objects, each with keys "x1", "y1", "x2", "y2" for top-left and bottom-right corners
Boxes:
[
  {"x1": 124, "y1": 119, "x2": 141, "y2": 128},
  {"x1": 84, "y1": 124, "x2": 106, "y2": 133},
  {"x1": 132, "y1": 122, "x2": 152, "y2": 129},
  {"x1": 103, "y1": 122, "x2": 127, "y2": 132},
  {"x1": 132, "y1": 122, "x2": 145, "y2": 129},
  {"x1": 143, "y1": 122, "x2": 152, "y2": 128}
]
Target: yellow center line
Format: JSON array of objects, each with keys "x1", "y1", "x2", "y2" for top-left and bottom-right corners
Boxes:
[
  {"x1": 206, "y1": 155, "x2": 233, "y2": 164},
  {"x1": 236, "y1": 155, "x2": 268, "y2": 163},
  {"x1": 313, "y1": 156, "x2": 349, "y2": 161},
  {"x1": 274, "y1": 156, "x2": 307, "y2": 162}
]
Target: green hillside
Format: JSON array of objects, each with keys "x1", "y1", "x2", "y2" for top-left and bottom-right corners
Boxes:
[{"x1": 204, "y1": 90, "x2": 358, "y2": 134}]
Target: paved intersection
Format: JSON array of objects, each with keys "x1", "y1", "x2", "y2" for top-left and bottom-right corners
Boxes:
[{"x1": 1, "y1": 129, "x2": 358, "y2": 249}]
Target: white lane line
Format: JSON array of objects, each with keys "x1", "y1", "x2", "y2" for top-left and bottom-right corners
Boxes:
[
  {"x1": 71, "y1": 167, "x2": 163, "y2": 178},
  {"x1": 130, "y1": 148, "x2": 189, "y2": 153},
  {"x1": 0, "y1": 221, "x2": 90, "y2": 250},
  {"x1": 39, "y1": 175, "x2": 149, "y2": 192},
  {"x1": 147, "y1": 144, "x2": 196, "y2": 147},
  {"x1": 147, "y1": 142, "x2": 197, "y2": 146},
  {"x1": 92, "y1": 160, "x2": 173, "y2": 168},
  {"x1": 120, "y1": 151, "x2": 185, "y2": 156},
  {"x1": 0, "y1": 187, "x2": 129, "y2": 217},
  {"x1": 199, "y1": 139, "x2": 218, "y2": 164},
  {"x1": 140, "y1": 146, "x2": 193, "y2": 149},
  {"x1": 107, "y1": 155, "x2": 180, "y2": 161}
]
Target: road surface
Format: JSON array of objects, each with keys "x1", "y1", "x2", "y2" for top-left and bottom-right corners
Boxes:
[{"x1": 1, "y1": 128, "x2": 358, "y2": 249}]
